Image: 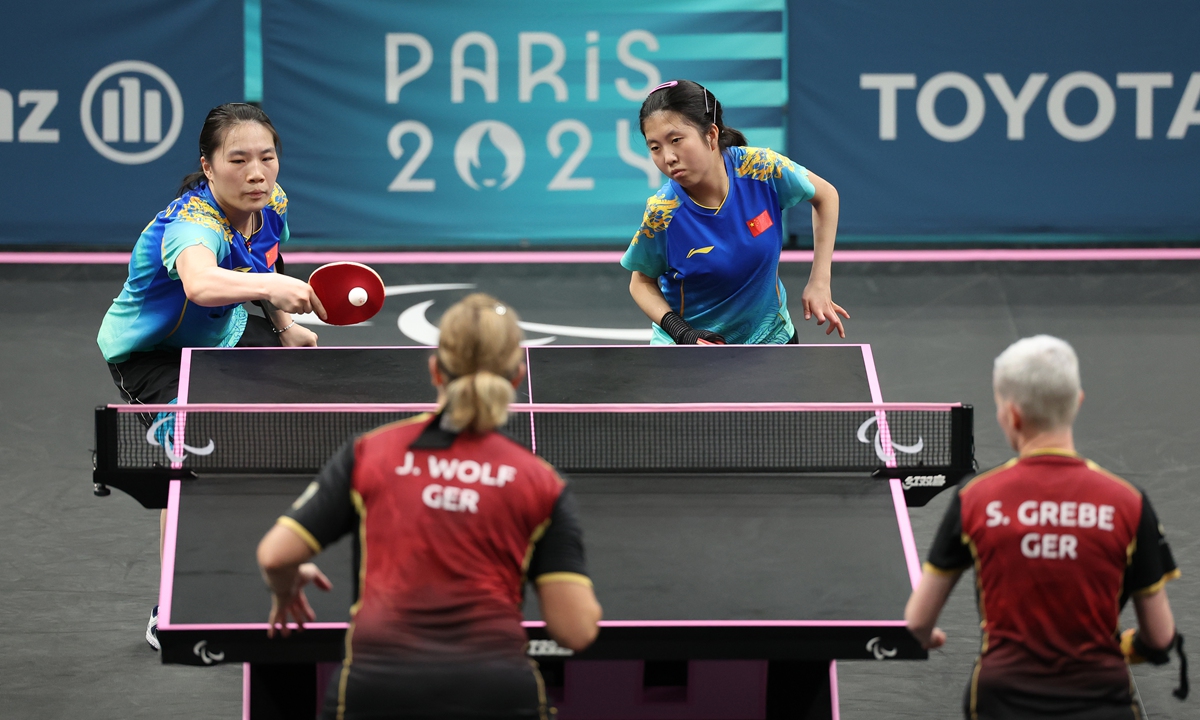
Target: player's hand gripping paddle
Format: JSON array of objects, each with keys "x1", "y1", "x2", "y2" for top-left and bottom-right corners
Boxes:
[{"x1": 308, "y1": 262, "x2": 385, "y2": 326}]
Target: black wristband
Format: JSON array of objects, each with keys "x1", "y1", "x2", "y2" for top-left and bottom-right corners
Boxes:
[
  {"x1": 1133, "y1": 630, "x2": 1174, "y2": 665},
  {"x1": 659, "y1": 311, "x2": 697, "y2": 344}
]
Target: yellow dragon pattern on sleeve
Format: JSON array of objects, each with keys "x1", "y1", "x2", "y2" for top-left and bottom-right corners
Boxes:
[{"x1": 631, "y1": 191, "x2": 680, "y2": 245}]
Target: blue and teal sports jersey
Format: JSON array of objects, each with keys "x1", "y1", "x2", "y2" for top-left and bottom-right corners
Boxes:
[
  {"x1": 621, "y1": 147, "x2": 816, "y2": 345},
  {"x1": 97, "y1": 182, "x2": 289, "y2": 363}
]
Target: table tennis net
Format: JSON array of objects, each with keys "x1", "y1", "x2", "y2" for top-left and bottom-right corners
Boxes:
[{"x1": 98, "y1": 403, "x2": 972, "y2": 475}]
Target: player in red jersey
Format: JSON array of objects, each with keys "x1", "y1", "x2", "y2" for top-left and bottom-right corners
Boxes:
[
  {"x1": 906, "y1": 335, "x2": 1182, "y2": 719},
  {"x1": 256, "y1": 294, "x2": 602, "y2": 720}
]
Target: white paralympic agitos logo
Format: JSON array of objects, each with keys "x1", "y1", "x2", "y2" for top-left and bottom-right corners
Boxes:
[
  {"x1": 454, "y1": 120, "x2": 524, "y2": 190},
  {"x1": 146, "y1": 416, "x2": 215, "y2": 463},
  {"x1": 80, "y1": 60, "x2": 183, "y2": 165},
  {"x1": 857, "y1": 416, "x2": 924, "y2": 463},
  {"x1": 193, "y1": 640, "x2": 225, "y2": 665},
  {"x1": 866, "y1": 636, "x2": 898, "y2": 660}
]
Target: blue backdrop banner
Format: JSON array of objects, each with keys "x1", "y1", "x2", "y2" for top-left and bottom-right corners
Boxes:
[
  {"x1": 787, "y1": 0, "x2": 1200, "y2": 241},
  {"x1": 0, "y1": 0, "x2": 242, "y2": 246},
  {"x1": 261, "y1": 0, "x2": 786, "y2": 245}
]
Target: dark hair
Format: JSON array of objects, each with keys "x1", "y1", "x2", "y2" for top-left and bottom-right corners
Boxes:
[
  {"x1": 638, "y1": 79, "x2": 747, "y2": 150},
  {"x1": 178, "y1": 103, "x2": 282, "y2": 196}
]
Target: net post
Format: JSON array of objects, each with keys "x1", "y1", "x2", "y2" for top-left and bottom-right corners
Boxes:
[
  {"x1": 93, "y1": 406, "x2": 118, "y2": 497},
  {"x1": 951, "y1": 405, "x2": 975, "y2": 480}
]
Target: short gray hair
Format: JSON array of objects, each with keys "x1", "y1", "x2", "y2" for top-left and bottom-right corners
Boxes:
[{"x1": 992, "y1": 335, "x2": 1081, "y2": 430}]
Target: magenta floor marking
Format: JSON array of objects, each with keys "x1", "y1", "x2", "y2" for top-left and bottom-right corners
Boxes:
[
  {"x1": 8, "y1": 247, "x2": 1200, "y2": 266},
  {"x1": 829, "y1": 661, "x2": 841, "y2": 720},
  {"x1": 0, "y1": 252, "x2": 133, "y2": 264},
  {"x1": 890, "y1": 478, "x2": 923, "y2": 590},
  {"x1": 158, "y1": 480, "x2": 181, "y2": 626}
]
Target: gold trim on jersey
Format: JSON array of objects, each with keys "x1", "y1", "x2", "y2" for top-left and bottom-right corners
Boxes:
[
  {"x1": 161, "y1": 300, "x2": 189, "y2": 340},
  {"x1": 359, "y1": 412, "x2": 432, "y2": 441},
  {"x1": 957, "y1": 458, "x2": 1019, "y2": 495},
  {"x1": 1135, "y1": 568, "x2": 1182, "y2": 597},
  {"x1": 968, "y1": 657, "x2": 982, "y2": 720},
  {"x1": 922, "y1": 561, "x2": 967, "y2": 577},
  {"x1": 275, "y1": 516, "x2": 322, "y2": 553},
  {"x1": 530, "y1": 659, "x2": 550, "y2": 720},
  {"x1": 521, "y1": 518, "x2": 553, "y2": 580},
  {"x1": 964, "y1": 534, "x2": 989, "y2": 653},
  {"x1": 1083, "y1": 459, "x2": 1143, "y2": 498},
  {"x1": 1019, "y1": 447, "x2": 1080, "y2": 459},
  {"x1": 535, "y1": 572, "x2": 593, "y2": 588}
]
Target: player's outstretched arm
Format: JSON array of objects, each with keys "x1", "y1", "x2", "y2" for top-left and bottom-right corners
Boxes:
[
  {"x1": 175, "y1": 245, "x2": 327, "y2": 320},
  {"x1": 905, "y1": 566, "x2": 962, "y2": 649},
  {"x1": 802, "y1": 171, "x2": 849, "y2": 338},
  {"x1": 257, "y1": 523, "x2": 330, "y2": 638}
]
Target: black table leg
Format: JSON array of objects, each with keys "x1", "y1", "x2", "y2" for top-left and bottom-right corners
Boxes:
[
  {"x1": 247, "y1": 662, "x2": 318, "y2": 720},
  {"x1": 766, "y1": 661, "x2": 834, "y2": 720}
]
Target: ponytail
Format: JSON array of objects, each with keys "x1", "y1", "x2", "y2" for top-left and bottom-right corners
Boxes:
[
  {"x1": 435, "y1": 293, "x2": 524, "y2": 434},
  {"x1": 441, "y1": 371, "x2": 516, "y2": 434}
]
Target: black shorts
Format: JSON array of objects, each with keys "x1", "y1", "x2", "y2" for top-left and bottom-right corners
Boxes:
[
  {"x1": 321, "y1": 659, "x2": 550, "y2": 720},
  {"x1": 966, "y1": 678, "x2": 1136, "y2": 720},
  {"x1": 106, "y1": 313, "x2": 281, "y2": 422}
]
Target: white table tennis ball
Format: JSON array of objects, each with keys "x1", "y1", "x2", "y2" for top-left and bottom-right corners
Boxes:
[{"x1": 348, "y1": 287, "x2": 368, "y2": 307}]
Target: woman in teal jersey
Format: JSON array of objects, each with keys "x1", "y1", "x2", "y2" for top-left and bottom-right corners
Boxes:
[
  {"x1": 96, "y1": 102, "x2": 326, "y2": 650},
  {"x1": 622, "y1": 80, "x2": 848, "y2": 345}
]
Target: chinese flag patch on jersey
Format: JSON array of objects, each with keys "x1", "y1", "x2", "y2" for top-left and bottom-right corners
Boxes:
[
  {"x1": 265, "y1": 243, "x2": 279, "y2": 269},
  {"x1": 746, "y1": 210, "x2": 774, "y2": 237}
]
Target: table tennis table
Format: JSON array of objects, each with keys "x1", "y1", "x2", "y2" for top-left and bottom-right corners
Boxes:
[{"x1": 94, "y1": 345, "x2": 975, "y2": 719}]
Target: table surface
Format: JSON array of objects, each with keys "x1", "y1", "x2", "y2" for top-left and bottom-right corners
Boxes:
[
  {"x1": 181, "y1": 345, "x2": 877, "y2": 405},
  {"x1": 158, "y1": 344, "x2": 923, "y2": 664}
]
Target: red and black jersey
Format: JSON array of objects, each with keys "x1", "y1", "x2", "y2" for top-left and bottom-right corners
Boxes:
[
  {"x1": 928, "y1": 450, "x2": 1179, "y2": 715},
  {"x1": 280, "y1": 412, "x2": 590, "y2": 665}
]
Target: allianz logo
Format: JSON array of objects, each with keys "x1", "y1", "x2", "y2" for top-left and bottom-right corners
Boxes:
[
  {"x1": 1, "y1": 60, "x2": 182, "y2": 165},
  {"x1": 527, "y1": 639, "x2": 574, "y2": 657},
  {"x1": 902, "y1": 474, "x2": 946, "y2": 490}
]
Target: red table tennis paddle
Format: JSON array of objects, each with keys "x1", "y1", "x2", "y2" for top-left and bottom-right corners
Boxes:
[
  {"x1": 696, "y1": 338, "x2": 725, "y2": 345},
  {"x1": 308, "y1": 262, "x2": 385, "y2": 326}
]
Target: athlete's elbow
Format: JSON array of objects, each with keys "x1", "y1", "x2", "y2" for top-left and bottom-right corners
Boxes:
[
  {"x1": 550, "y1": 615, "x2": 601, "y2": 652},
  {"x1": 547, "y1": 600, "x2": 602, "y2": 652}
]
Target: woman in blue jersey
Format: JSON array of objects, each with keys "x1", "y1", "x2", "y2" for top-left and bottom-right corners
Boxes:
[
  {"x1": 622, "y1": 80, "x2": 848, "y2": 344},
  {"x1": 97, "y1": 103, "x2": 326, "y2": 650},
  {"x1": 99, "y1": 103, "x2": 324, "y2": 410}
]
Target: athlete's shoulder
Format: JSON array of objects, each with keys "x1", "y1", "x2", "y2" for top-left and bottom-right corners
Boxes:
[
  {"x1": 266, "y1": 183, "x2": 288, "y2": 217},
  {"x1": 170, "y1": 186, "x2": 233, "y2": 245},
  {"x1": 958, "y1": 457, "x2": 1021, "y2": 497},
  {"x1": 1081, "y1": 459, "x2": 1143, "y2": 500},
  {"x1": 632, "y1": 183, "x2": 682, "y2": 245},
  {"x1": 732, "y1": 146, "x2": 798, "y2": 182},
  {"x1": 358, "y1": 413, "x2": 435, "y2": 446}
]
